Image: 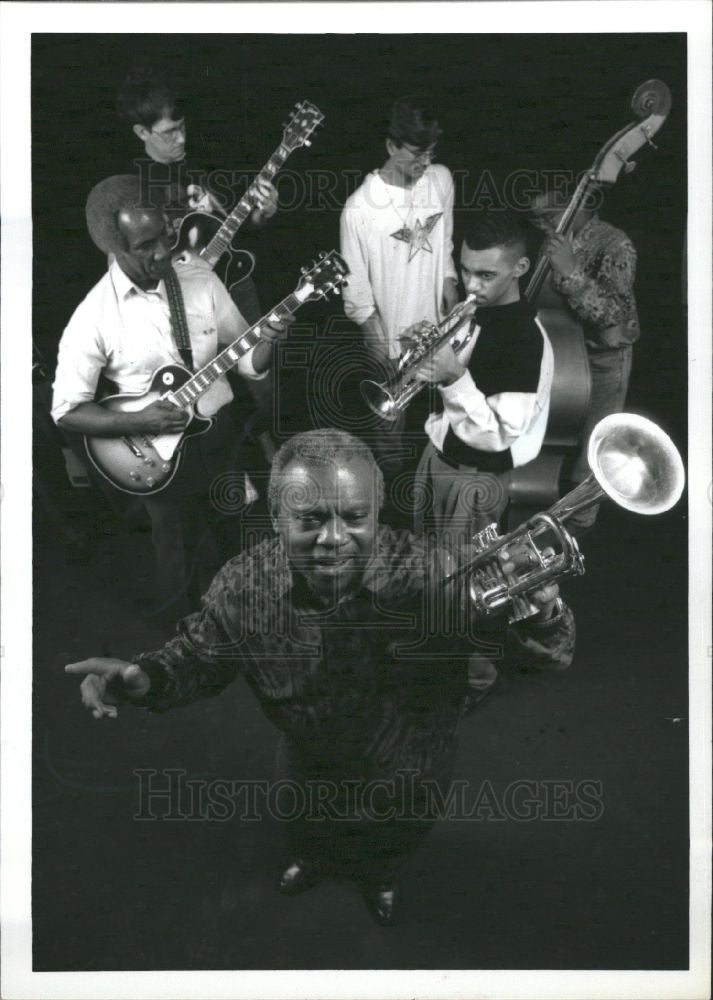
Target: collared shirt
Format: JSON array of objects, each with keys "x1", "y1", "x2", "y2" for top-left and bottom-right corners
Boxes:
[
  {"x1": 340, "y1": 164, "x2": 458, "y2": 359},
  {"x1": 135, "y1": 526, "x2": 575, "y2": 781},
  {"x1": 51, "y1": 258, "x2": 265, "y2": 424},
  {"x1": 551, "y1": 216, "x2": 640, "y2": 350},
  {"x1": 425, "y1": 300, "x2": 554, "y2": 469}
]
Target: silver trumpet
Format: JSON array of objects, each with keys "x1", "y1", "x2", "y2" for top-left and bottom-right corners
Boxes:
[
  {"x1": 360, "y1": 294, "x2": 478, "y2": 422},
  {"x1": 441, "y1": 413, "x2": 685, "y2": 623}
]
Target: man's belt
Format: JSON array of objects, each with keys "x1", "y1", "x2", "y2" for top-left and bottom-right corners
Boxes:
[{"x1": 434, "y1": 442, "x2": 513, "y2": 474}]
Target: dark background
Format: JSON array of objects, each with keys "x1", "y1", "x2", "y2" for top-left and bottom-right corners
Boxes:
[{"x1": 32, "y1": 33, "x2": 688, "y2": 971}]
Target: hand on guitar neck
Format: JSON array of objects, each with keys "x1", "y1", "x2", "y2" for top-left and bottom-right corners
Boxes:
[
  {"x1": 249, "y1": 177, "x2": 279, "y2": 226},
  {"x1": 185, "y1": 178, "x2": 278, "y2": 225}
]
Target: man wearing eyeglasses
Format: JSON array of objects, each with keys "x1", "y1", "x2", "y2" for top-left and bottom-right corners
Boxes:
[
  {"x1": 340, "y1": 97, "x2": 458, "y2": 485},
  {"x1": 117, "y1": 68, "x2": 278, "y2": 232},
  {"x1": 341, "y1": 96, "x2": 458, "y2": 363},
  {"x1": 114, "y1": 67, "x2": 280, "y2": 506},
  {"x1": 116, "y1": 69, "x2": 278, "y2": 325}
]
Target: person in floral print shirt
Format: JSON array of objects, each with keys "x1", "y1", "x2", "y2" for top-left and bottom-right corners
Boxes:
[
  {"x1": 529, "y1": 188, "x2": 640, "y2": 530},
  {"x1": 66, "y1": 429, "x2": 575, "y2": 926}
]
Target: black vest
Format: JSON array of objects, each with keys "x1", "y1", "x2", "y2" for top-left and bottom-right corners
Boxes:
[{"x1": 441, "y1": 299, "x2": 544, "y2": 471}]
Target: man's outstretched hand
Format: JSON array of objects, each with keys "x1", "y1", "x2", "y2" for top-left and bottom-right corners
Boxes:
[{"x1": 65, "y1": 658, "x2": 151, "y2": 719}]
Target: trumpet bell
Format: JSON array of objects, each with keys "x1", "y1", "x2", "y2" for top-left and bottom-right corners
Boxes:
[
  {"x1": 588, "y1": 413, "x2": 685, "y2": 516},
  {"x1": 360, "y1": 379, "x2": 399, "y2": 423}
]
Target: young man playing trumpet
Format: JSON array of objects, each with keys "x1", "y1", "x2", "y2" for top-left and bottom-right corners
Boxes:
[
  {"x1": 411, "y1": 210, "x2": 554, "y2": 706},
  {"x1": 413, "y1": 210, "x2": 554, "y2": 535}
]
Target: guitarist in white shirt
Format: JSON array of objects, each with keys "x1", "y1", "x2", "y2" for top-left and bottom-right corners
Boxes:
[{"x1": 52, "y1": 175, "x2": 288, "y2": 627}]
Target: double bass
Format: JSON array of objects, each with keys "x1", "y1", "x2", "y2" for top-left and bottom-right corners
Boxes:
[{"x1": 506, "y1": 79, "x2": 672, "y2": 521}]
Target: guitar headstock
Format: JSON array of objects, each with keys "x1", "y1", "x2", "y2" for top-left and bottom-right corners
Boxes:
[
  {"x1": 296, "y1": 251, "x2": 350, "y2": 301},
  {"x1": 282, "y1": 100, "x2": 325, "y2": 152}
]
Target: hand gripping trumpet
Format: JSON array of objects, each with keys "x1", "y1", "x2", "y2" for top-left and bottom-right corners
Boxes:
[
  {"x1": 360, "y1": 295, "x2": 477, "y2": 422},
  {"x1": 442, "y1": 413, "x2": 685, "y2": 623}
]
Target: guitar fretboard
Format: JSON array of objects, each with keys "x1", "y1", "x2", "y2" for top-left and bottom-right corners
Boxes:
[
  {"x1": 168, "y1": 288, "x2": 307, "y2": 409},
  {"x1": 200, "y1": 144, "x2": 291, "y2": 268}
]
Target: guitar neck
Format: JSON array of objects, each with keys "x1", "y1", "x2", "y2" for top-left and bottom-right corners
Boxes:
[
  {"x1": 168, "y1": 288, "x2": 307, "y2": 409},
  {"x1": 200, "y1": 143, "x2": 291, "y2": 267},
  {"x1": 524, "y1": 173, "x2": 594, "y2": 304}
]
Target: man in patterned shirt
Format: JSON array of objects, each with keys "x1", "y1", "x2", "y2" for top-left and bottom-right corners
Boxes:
[
  {"x1": 66, "y1": 429, "x2": 575, "y2": 926},
  {"x1": 528, "y1": 188, "x2": 640, "y2": 530}
]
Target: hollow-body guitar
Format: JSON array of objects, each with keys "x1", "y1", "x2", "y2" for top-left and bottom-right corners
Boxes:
[
  {"x1": 84, "y1": 252, "x2": 349, "y2": 496},
  {"x1": 172, "y1": 100, "x2": 324, "y2": 290}
]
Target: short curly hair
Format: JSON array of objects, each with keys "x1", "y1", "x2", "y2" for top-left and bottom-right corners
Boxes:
[
  {"x1": 268, "y1": 429, "x2": 385, "y2": 515},
  {"x1": 116, "y1": 67, "x2": 184, "y2": 128},
  {"x1": 463, "y1": 210, "x2": 528, "y2": 258},
  {"x1": 85, "y1": 174, "x2": 159, "y2": 254},
  {"x1": 388, "y1": 96, "x2": 442, "y2": 149}
]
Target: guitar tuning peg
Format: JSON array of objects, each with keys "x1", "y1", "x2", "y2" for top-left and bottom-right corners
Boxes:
[
  {"x1": 304, "y1": 140, "x2": 311, "y2": 147},
  {"x1": 300, "y1": 266, "x2": 308, "y2": 275},
  {"x1": 318, "y1": 251, "x2": 325, "y2": 259}
]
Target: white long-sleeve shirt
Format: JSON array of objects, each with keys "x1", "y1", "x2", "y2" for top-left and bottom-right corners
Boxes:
[
  {"x1": 425, "y1": 301, "x2": 553, "y2": 469},
  {"x1": 340, "y1": 164, "x2": 457, "y2": 359},
  {"x1": 51, "y1": 258, "x2": 265, "y2": 424}
]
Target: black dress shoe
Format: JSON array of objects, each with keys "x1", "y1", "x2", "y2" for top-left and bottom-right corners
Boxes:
[
  {"x1": 362, "y1": 882, "x2": 401, "y2": 926},
  {"x1": 276, "y1": 857, "x2": 323, "y2": 895}
]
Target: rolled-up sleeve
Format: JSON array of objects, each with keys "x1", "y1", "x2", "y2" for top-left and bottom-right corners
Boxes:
[
  {"x1": 51, "y1": 311, "x2": 107, "y2": 424},
  {"x1": 211, "y1": 272, "x2": 267, "y2": 380}
]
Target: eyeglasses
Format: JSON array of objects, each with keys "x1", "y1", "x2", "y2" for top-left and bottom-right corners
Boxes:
[
  {"x1": 401, "y1": 143, "x2": 437, "y2": 163},
  {"x1": 150, "y1": 120, "x2": 186, "y2": 143}
]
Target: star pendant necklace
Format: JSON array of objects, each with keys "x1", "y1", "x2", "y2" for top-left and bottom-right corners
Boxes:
[{"x1": 380, "y1": 169, "x2": 443, "y2": 262}]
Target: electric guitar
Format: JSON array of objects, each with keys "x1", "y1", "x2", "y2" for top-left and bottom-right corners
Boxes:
[
  {"x1": 84, "y1": 251, "x2": 349, "y2": 496},
  {"x1": 172, "y1": 100, "x2": 324, "y2": 289}
]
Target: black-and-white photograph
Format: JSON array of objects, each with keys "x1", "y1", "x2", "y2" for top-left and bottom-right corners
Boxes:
[{"x1": 1, "y1": 2, "x2": 711, "y2": 998}]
